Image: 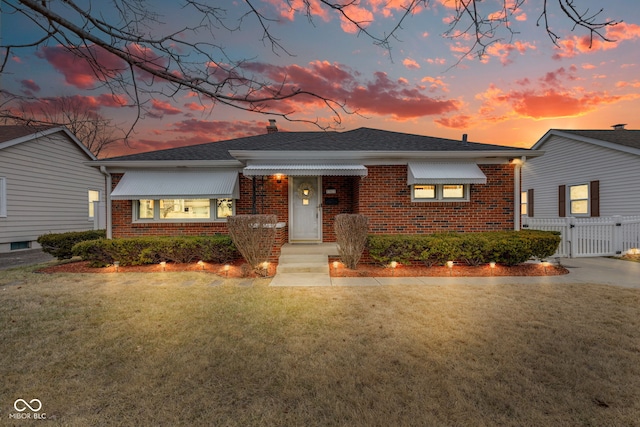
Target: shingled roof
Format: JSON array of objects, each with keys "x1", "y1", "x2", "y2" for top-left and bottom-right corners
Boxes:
[
  {"x1": 0, "y1": 125, "x2": 58, "y2": 144},
  {"x1": 102, "y1": 127, "x2": 529, "y2": 162},
  {"x1": 554, "y1": 129, "x2": 640, "y2": 150}
]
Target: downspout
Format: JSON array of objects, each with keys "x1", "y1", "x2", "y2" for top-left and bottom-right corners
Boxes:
[
  {"x1": 99, "y1": 166, "x2": 112, "y2": 239},
  {"x1": 513, "y1": 156, "x2": 526, "y2": 230}
]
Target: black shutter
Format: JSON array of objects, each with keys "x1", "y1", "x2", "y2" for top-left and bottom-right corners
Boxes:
[
  {"x1": 590, "y1": 180, "x2": 600, "y2": 217},
  {"x1": 558, "y1": 185, "x2": 566, "y2": 217},
  {"x1": 527, "y1": 189, "x2": 534, "y2": 217}
]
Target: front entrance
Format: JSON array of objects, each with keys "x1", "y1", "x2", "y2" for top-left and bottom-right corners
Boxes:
[{"x1": 289, "y1": 176, "x2": 322, "y2": 242}]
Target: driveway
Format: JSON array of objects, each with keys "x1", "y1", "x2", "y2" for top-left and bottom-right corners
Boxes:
[
  {"x1": 558, "y1": 256, "x2": 640, "y2": 289},
  {"x1": 0, "y1": 249, "x2": 54, "y2": 270}
]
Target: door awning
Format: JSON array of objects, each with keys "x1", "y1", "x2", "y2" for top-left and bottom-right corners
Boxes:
[
  {"x1": 407, "y1": 163, "x2": 487, "y2": 185},
  {"x1": 242, "y1": 164, "x2": 368, "y2": 177},
  {"x1": 110, "y1": 170, "x2": 239, "y2": 200}
]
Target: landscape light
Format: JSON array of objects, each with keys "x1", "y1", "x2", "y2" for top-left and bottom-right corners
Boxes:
[
  {"x1": 160, "y1": 261, "x2": 166, "y2": 271},
  {"x1": 197, "y1": 260, "x2": 205, "y2": 270},
  {"x1": 114, "y1": 261, "x2": 119, "y2": 272},
  {"x1": 446, "y1": 261, "x2": 454, "y2": 276},
  {"x1": 224, "y1": 264, "x2": 231, "y2": 277}
]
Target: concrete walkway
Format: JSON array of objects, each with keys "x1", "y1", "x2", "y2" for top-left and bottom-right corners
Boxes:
[
  {"x1": 270, "y1": 250, "x2": 640, "y2": 289},
  {"x1": 0, "y1": 249, "x2": 54, "y2": 270},
  {"x1": 269, "y1": 243, "x2": 338, "y2": 287}
]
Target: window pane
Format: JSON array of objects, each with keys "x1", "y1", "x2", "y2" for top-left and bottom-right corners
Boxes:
[
  {"x1": 414, "y1": 185, "x2": 435, "y2": 199},
  {"x1": 442, "y1": 185, "x2": 464, "y2": 198},
  {"x1": 160, "y1": 199, "x2": 210, "y2": 219},
  {"x1": 570, "y1": 184, "x2": 588, "y2": 200},
  {"x1": 520, "y1": 191, "x2": 528, "y2": 215},
  {"x1": 216, "y1": 199, "x2": 233, "y2": 218},
  {"x1": 138, "y1": 199, "x2": 154, "y2": 219},
  {"x1": 88, "y1": 190, "x2": 100, "y2": 218},
  {"x1": 571, "y1": 200, "x2": 588, "y2": 215}
]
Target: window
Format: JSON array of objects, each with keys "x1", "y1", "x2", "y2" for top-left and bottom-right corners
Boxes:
[
  {"x1": 0, "y1": 177, "x2": 6, "y2": 217},
  {"x1": 521, "y1": 191, "x2": 528, "y2": 215},
  {"x1": 569, "y1": 184, "x2": 589, "y2": 215},
  {"x1": 88, "y1": 190, "x2": 100, "y2": 219},
  {"x1": 135, "y1": 198, "x2": 234, "y2": 221},
  {"x1": 412, "y1": 184, "x2": 469, "y2": 201}
]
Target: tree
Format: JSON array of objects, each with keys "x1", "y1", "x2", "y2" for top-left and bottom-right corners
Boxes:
[
  {"x1": 0, "y1": 95, "x2": 124, "y2": 157},
  {"x1": 0, "y1": 0, "x2": 620, "y2": 133}
]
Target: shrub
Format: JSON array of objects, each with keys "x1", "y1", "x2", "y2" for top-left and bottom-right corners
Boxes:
[
  {"x1": 335, "y1": 214, "x2": 369, "y2": 269},
  {"x1": 72, "y1": 235, "x2": 238, "y2": 267},
  {"x1": 227, "y1": 214, "x2": 277, "y2": 270},
  {"x1": 37, "y1": 230, "x2": 106, "y2": 260},
  {"x1": 367, "y1": 231, "x2": 561, "y2": 267}
]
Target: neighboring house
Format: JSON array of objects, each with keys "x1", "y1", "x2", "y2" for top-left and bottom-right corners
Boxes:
[
  {"x1": 521, "y1": 125, "x2": 640, "y2": 257},
  {"x1": 522, "y1": 125, "x2": 640, "y2": 218},
  {"x1": 0, "y1": 126, "x2": 106, "y2": 253},
  {"x1": 93, "y1": 123, "x2": 539, "y2": 254}
]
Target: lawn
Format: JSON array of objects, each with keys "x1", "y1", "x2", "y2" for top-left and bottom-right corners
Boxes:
[{"x1": 1, "y1": 266, "x2": 640, "y2": 426}]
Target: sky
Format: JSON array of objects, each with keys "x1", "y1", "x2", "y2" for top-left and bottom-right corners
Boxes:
[{"x1": 1, "y1": 0, "x2": 639, "y2": 157}]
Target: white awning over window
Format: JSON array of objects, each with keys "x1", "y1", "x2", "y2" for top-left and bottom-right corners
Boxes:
[
  {"x1": 407, "y1": 163, "x2": 487, "y2": 185},
  {"x1": 110, "y1": 170, "x2": 240, "y2": 200},
  {"x1": 243, "y1": 164, "x2": 368, "y2": 177}
]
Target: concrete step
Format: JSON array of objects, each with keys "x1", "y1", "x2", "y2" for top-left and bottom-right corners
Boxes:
[
  {"x1": 276, "y1": 262, "x2": 329, "y2": 274},
  {"x1": 279, "y1": 243, "x2": 338, "y2": 256},
  {"x1": 278, "y1": 254, "x2": 327, "y2": 264}
]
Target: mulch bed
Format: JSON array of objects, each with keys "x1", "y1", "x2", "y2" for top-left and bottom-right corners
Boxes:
[{"x1": 38, "y1": 259, "x2": 569, "y2": 277}]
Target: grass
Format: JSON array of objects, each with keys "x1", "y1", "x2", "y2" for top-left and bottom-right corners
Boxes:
[{"x1": 1, "y1": 265, "x2": 640, "y2": 426}]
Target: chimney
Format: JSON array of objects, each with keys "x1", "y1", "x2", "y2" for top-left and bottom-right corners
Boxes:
[
  {"x1": 612, "y1": 123, "x2": 626, "y2": 130},
  {"x1": 266, "y1": 119, "x2": 278, "y2": 134},
  {"x1": 462, "y1": 133, "x2": 468, "y2": 142}
]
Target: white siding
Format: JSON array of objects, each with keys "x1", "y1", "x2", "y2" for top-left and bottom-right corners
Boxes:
[
  {"x1": 522, "y1": 135, "x2": 640, "y2": 218},
  {"x1": 0, "y1": 131, "x2": 105, "y2": 252}
]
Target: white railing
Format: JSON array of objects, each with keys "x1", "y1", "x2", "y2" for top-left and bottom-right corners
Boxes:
[{"x1": 522, "y1": 215, "x2": 640, "y2": 258}]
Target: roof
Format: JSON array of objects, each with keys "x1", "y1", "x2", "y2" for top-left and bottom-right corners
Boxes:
[
  {"x1": 532, "y1": 129, "x2": 640, "y2": 154},
  {"x1": 0, "y1": 125, "x2": 58, "y2": 144},
  {"x1": 99, "y1": 127, "x2": 532, "y2": 163},
  {"x1": 0, "y1": 125, "x2": 96, "y2": 159}
]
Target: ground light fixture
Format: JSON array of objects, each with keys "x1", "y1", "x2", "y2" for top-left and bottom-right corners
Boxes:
[
  {"x1": 113, "y1": 261, "x2": 119, "y2": 272},
  {"x1": 160, "y1": 261, "x2": 166, "y2": 271},
  {"x1": 224, "y1": 264, "x2": 231, "y2": 277},
  {"x1": 541, "y1": 261, "x2": 551, "y2": 274},
  {"x1": 197, "y1": 260, "x2": 205, "y2": 270},
  {"x1": 489, "y1": 261, "x2": 496, "y2": 275},
  {"x1": 447, "y1": 260, "x2": 454, "y2": 276},
  {"x1": 390, "y1": 261, "x2": 398, "y2": 276}
]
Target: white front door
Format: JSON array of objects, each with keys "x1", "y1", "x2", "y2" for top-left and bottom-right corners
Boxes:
[{"x1": 290, "y1": 176, "x2": 322, "y2": 242}]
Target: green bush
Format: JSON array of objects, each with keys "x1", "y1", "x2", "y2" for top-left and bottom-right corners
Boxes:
[
  {"x1": 37, "y1": 230, "x2": 106, "y2": 260},
  {"x1": 72, "y1": 235, "x2": 238, "y2": 267},
  {"x1": 367, "y1": 230, "x2": 561, "y2": 267}
]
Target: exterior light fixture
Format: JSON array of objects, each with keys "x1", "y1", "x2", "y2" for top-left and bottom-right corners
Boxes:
[
  {"x1": 224, "y1": 264, "x2": 231, "y2": 277},
  {"x1": 333, "y1": 260, "x2": 339, "y2": 270},
  {"x1": 275, "y1": 174, "x2": 283, "y2": 183},
  {"x1": 197, "y1": 260, "x2": 205, "y2": 270},
  {"x1": 390, "y1": 260, "x2": 398, "y2": 276},
  {"x1": 541, "y1": 261, "x2": 550, "y2": 274},
  {"x1": 446, "y1": 260, "x2": 454, "y2": 276},
  {"x1": 160, "y1": 261, "x2": 166, "y2": 271},
  {"x1": 262, "y1": 261, "x2": 269, "y2": 271},
  {"x1": 114, "y1": 261, "x2": 120, "y2": 272},
  {"x1": 303, "y1": 189, "x2": 310, "y2": 196},
  {"x1": 489, "y1": 261, "x2": 495, "y2": 276}
]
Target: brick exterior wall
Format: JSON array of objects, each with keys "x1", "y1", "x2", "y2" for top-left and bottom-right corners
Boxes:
[
  {"x1": 355, "y1": 164, "x2": 515, "y2": 234},
  {"x1": 110, "y1": 164, "x2": 515, "y2": 252}
]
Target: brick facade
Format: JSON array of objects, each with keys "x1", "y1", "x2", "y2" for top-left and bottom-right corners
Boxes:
[{"x1": 110, "y1": 163, "x2": 515, "y2": 250}]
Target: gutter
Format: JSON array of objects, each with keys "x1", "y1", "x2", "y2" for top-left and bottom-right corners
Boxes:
[{"x1": 99, "y1": 166, "x2": 112, "y2": 239}]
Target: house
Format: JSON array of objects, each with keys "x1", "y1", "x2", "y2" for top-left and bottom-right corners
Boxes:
[
  {"x1": 522, "y1": 126, "x2": 640, "y2": 218},
  {"x1": 521, "y1": 125, "x2": 640, "y2": 256},
  {"x1": 0, "y1": 126, "x2": 106, "y2": 253},
  {"x1": 93, "y1": 124, "x2": 539, "y2": 256}
]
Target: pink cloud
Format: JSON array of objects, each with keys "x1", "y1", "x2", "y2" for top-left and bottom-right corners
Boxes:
[
  {"x1": 37, "y1": 45, "x2": 126, "y2": 89},
  {"x1": 435, "y1": 115, "x2": 473, "y2": 129},
  {"x1": 553, "y1": 22, "x2": 640, "y2": 59},
  {"x1": 403, "y1": 58, "x2": 421, "y2": 69},
  {"x1": 339, "y1": 5, "x2": 374, "y2": 34},
  {"x1": 20, "y1": 79, "x2": 40, "y2": 93},
  {"x1": 485, "y1": 41, "x2": 536, "y2": 65},
  {"x1": 241, "y1": 61, "x2": 460, "y2": 119},
  {"x1": 150, "y1": 99, "x2": 183, "y2": 116}
]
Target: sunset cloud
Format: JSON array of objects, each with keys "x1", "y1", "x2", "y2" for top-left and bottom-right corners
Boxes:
[
  {"x1": 37, "y1": 45, "x2": 126, "y2": 89},
  {"x1": 20, "y1": 79, "x2": 40, "y2": 94},
  {"x1": 241, "y1": 60, "x2": 461, "y2": 119},
  {"x1": 403, "y1": 58, "x2": 421, "y2": 69},
  {"x1": 485, "y1": 41, "x2": 536, "y2": 65},
  {"x1": 553, "y1": 22, "x2": 640, "y2": 59},
  {"x1": 150, "y1": 99, "x2": 183, "y2": 117}
]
